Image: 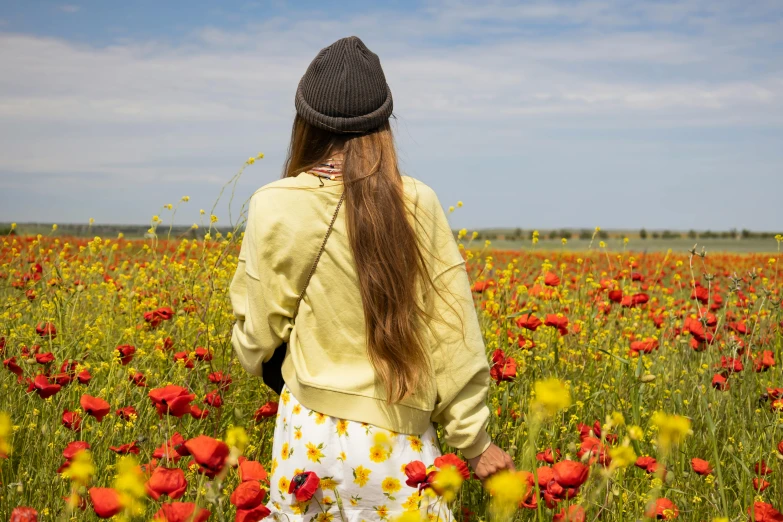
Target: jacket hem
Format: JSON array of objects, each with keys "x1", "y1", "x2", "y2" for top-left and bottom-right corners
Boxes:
[{"x1": 282, "y1": 365, "x2": 434, "y2": 436}]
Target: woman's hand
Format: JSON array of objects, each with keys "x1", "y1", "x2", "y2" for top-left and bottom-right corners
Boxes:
[{"x1": 466, "y1": 443, "x2": 515, "y2": 481}]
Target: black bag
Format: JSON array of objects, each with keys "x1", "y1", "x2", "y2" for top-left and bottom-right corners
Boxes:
[{"x1": 262, "y1": 191, "x2": 345, "y2": 395}]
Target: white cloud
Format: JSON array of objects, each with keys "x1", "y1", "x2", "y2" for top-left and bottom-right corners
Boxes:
[
  {"x1": 1, "y1": 0, "x2": 782, "y2": 227},
  {"x1": 59, "y1": 4, "x2": 80, "y2": 13}
]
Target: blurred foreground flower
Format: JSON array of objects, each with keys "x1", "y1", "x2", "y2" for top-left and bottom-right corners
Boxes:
[
  {"x1": 651, "y1": 412, "x2": 692, "y2": 455},
  {"x1": 484, "y1": 470, "x2": 530, "y2": 520},
  {"x1": 532, "y1": 378, "x2": 572, "y2": 418},
  {"x1": 430, "y1": 465, "x2": 463, "y2": 502}
]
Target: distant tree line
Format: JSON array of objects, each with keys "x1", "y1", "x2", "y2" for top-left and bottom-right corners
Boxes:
[{"x1": 456, "y1": 228, "x2": 779, "y2": 241}]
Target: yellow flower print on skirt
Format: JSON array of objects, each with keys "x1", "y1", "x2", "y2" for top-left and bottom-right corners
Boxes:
[{"x1": 267, "y1": 385, "x2": 453, "y2": 522}]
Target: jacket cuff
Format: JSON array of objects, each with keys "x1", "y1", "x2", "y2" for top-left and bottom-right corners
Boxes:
[{"x1": 459, "y1": 429, "x2": 491, "y2": 460}]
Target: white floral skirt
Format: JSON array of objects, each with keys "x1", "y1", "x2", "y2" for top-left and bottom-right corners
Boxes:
[{"x1": 266, "y1": 385, "x2": 454, "y2": 522}]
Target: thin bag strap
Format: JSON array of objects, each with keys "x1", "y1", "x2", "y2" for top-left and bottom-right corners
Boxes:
[{"x1": 292, "y1": 190, "x2": 346, "y2": 321}]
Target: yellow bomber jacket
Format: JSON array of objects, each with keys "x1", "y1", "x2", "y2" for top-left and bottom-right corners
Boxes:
[{"x1": 229, "y1": 172, "x2": 491, "y2": 459}]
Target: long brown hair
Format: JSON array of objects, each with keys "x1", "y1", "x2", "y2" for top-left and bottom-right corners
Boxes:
[{"x1": 283, "y1": 114, "x2": 434, "y2": 403}]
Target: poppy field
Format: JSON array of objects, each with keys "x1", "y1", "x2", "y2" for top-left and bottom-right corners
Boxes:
[{"x1": 1, "y1": 212, "x2": 783, "y2": 521}]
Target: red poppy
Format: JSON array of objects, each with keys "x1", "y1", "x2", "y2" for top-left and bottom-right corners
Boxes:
[
  {"x1": 607, "y1": 289, "x2": 623, "y2": 303},
  {"x1": 630, "y1": 338, "x2": 659, "y2": 355},
  {"x1": 194, "y1": 347, "x2": 212, "y2": 361},
  {"x1": 116, "y1": 406, "x2": 137, "y2": 421},
  {"x1": 645, "y1": 498, "x2": 679, "y2": 519},
  {"x1": 10, "y1": 507, "x2": 38, "y2": 522},
  {"x1": 34, "y1": 352, "x2": 54, "y2": 364},
  {"x1": 755, "y1": 460, "x2": 772, "y2": 475},
  {"x1": 153, "y1": 433, "x2": 188, "y2": 461},
  {"x1": 110, "y1": 441, "x2": 140, "y2": 455},
  {"x1": 52, "y1": 372, "x2": 73, "y2": 386},
  {"x1": 62, "y1": 409, "x2": 83, "y2": 432},
  {"x1": 158, "y1": 337, "x2": 175, "y2": 351},
  {"x1": 236, "y1": 504, "x2": 271, "y2": 522},
  {"x1": 204, "y1": 390, "x2": 223, "y2": 408},
  {"x1": 80, "y1": 394, "x2": 111, "y2": 422},
  {"x1": 144, "y1": 307, "x2": 175, "y2": 328},
  {"x1": 728, "y1": 321, "x2": 749, "y2": 335},
  {"x1": 544, "y1": 314, "x2": 569, "y2": 336},
  {"x1": 63, "y1": 441, "x2": 91, "y2": 460},
  {"x1": 553, "y1": 505, "x2": 586, "y2": 522},
  {"x1": 712, "y1": 373, "x2": 729, "y2": 391},
  {"x1": 577, "y1": 437, "x2": 610, "y2": 466},
  {"x1": 146, "y1": 467, "x2": 188, "y2": 500},
  {"x1": 748, "y1": 501, "x2": 783, "y2": 522},
  {"x1": 148, "y1": 385, "x2": 195, "y2": 418},
  {"x1": 288, "y1": 471, "x2": 320, "y2": 502},
  {"x1": 635, "y1": 456, "x2": 660, "y2": 474},
  {"x1": 404, "y1": 460, "x2": 429, "y2": 489},
  {"x1": 208, "y1": 371, "x2": 232, "y2": 388},
  {"x1": 535, "y1": 466, "x2": 554, "y2": 488},
  {"x1": 230, "y1": 480, "x2": 266, "y2": 509},
  {"x1": 172, "y1": 352, "x2": 194, "y2": 369},
  {"x1": 253, "y1": 402, "x2": 278, "y2": 421},
  {"x1": 536, "y1": 448, "x2": 560, "y2": 464},
  {"x1": 719, "y1": 356, "x2": 743, "y2": 372},
  {"x1": 490, "y1": 349, "x2": 517, "y2": 384},
  {"x1": 544, "y1": 272, "x2": 561, "y2": 287},
  {"x1": 77, "y1": 369, "x2": 92, "y2": 384},
  {"x1": 116, "y1": 345, "x2": 135, "y2": 365},
  {"x1": 152, "y1": 502, "x2": 210, "y2": 522},
  {"x1": 32, "y1": 374, "x2": 61, "y2": 399},
  {"x1": 183, "y1": 435, "x2": 229, "y2": 475},
  {"x1": 691, "y1": 285, "x2": 710, "y2": 304},
  {"x1": 4, "y1": 356, "x2": 23, "y2": 380},
  {"x1": 35, "y1": 322, "x2": 56, "y2": 339},
  {"x1": 190, "y1": 405, "x2": 210, "y2": 419},
  {"x1": 690, "y1": 458, "x2": 712, "y2": 475},
  {"x1": 754, "y1": 351, "x2": 775, "y2": 372},
  {"x1": 129, "y1": 372, "x2": 147, "y2": 387},
  {"x1": 434, "y1": 453, "x2": 470, "y2": 480},
  {"x1": 88, "y1": 487, "x2": 122, "y2": 518},
  {"x1": 516, "y1": 314, "x2": 542, "y2": 331},
  {"x1": 753, "y1": 477, "x2": 771, "y2": 492},
  {"x1": 471, "y1": 280, "x2": 494, "y2": 293},
  {"x1": 778, "y1": 439, "x2": 783, "y2": 456},
  {"x1": 60, "y1": 359, "x2": 79, "y2": 376},
  {"x1": 552, "y1": 460, "x2": 589, "y2": 488},
  {"x1": 238, "y1": 457, "x2": 268, "y2": 483}
]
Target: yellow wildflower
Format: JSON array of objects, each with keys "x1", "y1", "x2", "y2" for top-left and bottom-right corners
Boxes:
[
  {"x1": 431, "y1": 466, "x2": 462, "y2": 502},
  {"x1": 532, "y1": 378, "x2": 572, "y2": 417}
]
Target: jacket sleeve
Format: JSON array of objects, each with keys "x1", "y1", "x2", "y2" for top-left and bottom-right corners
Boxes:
[
  {"x1": 421, "y1": 190, "x2": 491, "y2": 459},
  {"x1": 229, "y1": 194, "x2": 293, "y2": 377}
]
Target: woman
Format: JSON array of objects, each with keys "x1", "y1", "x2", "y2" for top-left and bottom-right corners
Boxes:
[{"x1": 230, "y1": 36, "x2": 514, "y2": 521}]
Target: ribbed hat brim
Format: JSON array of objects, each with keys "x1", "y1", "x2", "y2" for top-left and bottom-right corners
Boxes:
[{"x1": 295, "y1": 77, "x2": 393, "y2": 134}]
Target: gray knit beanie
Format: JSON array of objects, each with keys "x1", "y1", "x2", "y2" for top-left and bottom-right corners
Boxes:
[{"x1": 295, "y1": 36, "x2": 393, "y2": 134}]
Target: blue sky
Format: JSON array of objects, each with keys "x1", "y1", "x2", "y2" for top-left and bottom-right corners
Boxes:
[{"x1": 1, "y1": 0, "x2": 782, "y2": 231}]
